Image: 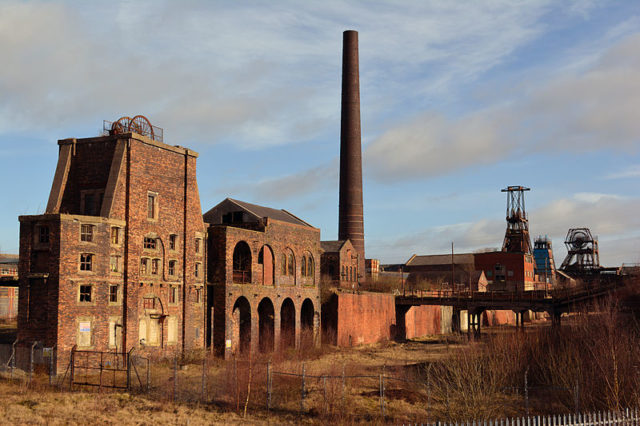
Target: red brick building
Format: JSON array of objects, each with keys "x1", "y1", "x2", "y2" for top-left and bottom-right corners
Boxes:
[
  {"x1": 204, "y1": 198, "x2": 321, "y2": 359},
  {"x1": 18, "y1": 131, "x2": 206, "y2": 371},
  {"x1": 0, "y1": 255, "x2": 19, "y2": 321},
  {"x1": 474, "y1": 251, "x2": 536, "y2": 292},
  {"x1": 320, "y1": 240, "x2": 360, "y2": 289}
]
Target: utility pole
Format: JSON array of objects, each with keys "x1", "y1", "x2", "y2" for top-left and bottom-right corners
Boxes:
[{"x1": 451, "y1": 242, "x2": 455, "y2": 295}]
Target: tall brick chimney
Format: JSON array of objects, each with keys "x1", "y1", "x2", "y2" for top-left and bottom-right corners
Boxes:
[{"x1": 339, "y1": 30, "x2": 365, "y2": 279}]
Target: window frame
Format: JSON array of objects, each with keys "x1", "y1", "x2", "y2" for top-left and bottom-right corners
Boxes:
[
  {"x1": 108, "y1": 284, "x2": 120, "y2": 304},
  {"x1": 147, "y1": 192, "x2": 158, "y2": 220},
  {"x1": 110, "y1": 227, "x2": 120, "y2": 245},
  {"x1": 79, "y1": 253, "x2": 93, "y2": 272},
  {"x1": 78, "y1": 284, "x2": 93, "y2": 304},
  {"x1": 143, "y1": 237, "x2": 157, "y2": 250},
  {"x1": 80, "y1": 224, "x2": 94, "y2": 242},
  {"x1": 38, "y1": 225, "x2": 50, "y2": 244}
]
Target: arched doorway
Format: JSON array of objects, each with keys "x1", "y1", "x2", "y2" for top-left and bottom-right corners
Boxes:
[
  {"x1": 280, "y1": 298, "x2": 295, "y2": 350},
  {"x1": 258, "y1": 298, "x2": 275, "y2": 353},
  {"x1": 232, "y1": 297, "x2": 251, "y2": 354},
  {"x1": 301, "y1": 298, "x2": 315, "y2": 348},
  {"x1": 258, "y1": 245, "x2": 274, "y2": 286},
  {"x1": 233, "y1": 241, "x2": 252, "y2": 284}
]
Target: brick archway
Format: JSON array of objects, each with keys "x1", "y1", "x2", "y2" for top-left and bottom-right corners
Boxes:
[
  {"x1": 233, "y1": 241, "x2": 252, "y2": 284},
  {"x1": 258, "y1": 298, "x2": 275, "y2": 353},
  {"x1": 280, "y1": 298, "x2": 295, "y2": 350},
  {"x1": 232, "y1": 296, "x2": 251, "y2": 354},
  {"x1": 301, "y1": 298, "x2": 314, "y2": 348}
]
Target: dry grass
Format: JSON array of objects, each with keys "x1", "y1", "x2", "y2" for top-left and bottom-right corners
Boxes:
[{"x1": 3, "y1": 297, "x2": 640, "y2": 424}]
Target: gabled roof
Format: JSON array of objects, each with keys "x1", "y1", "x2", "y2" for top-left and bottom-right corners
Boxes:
[
  {"x1": 204, "y1": 198, "x2": 314, "y2": 228},
  {"x1": 405, "y1": 253, "x2": 475, "y2": 267},
  {"x1": 320, "y1": 240, "x2": 348, "y2": 253}
]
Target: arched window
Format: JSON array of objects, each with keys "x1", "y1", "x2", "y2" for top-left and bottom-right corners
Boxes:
[
  {"x1": 232, "y1": 241, "x2": 252, "y2": 284},
  {"x1": 287, "y1": 252, "x2": 294, "y2": 276},
  {"x1": 307, "y1": 256, "x2": 314, "y2": 277},
  {"x1": 301, "y1": 255, "x2": 307, "y2": 276}
]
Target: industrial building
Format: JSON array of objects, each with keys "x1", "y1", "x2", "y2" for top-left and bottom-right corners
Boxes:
[
  {"x1": 204, "y1": 198, "x2": 321, "y2": 359},
  {"x1": 17, "y1": 119, "x2": 207, "y2": 372}
]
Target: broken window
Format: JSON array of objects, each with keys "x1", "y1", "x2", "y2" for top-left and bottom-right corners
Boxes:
[
  {"x1": 168, "y1": 260, "x2": 176, "y2": 276},
  {"x1": 169, "y1": 234, "x2": 177, "y2": 250},
  {"x1": 195, "y1": 238, "x2": 201, "y2": 254},
  {"x1": 80, "y1": 254, "x2": 93, "y2": 271},
  {"x1": 140, "y1": 258, "x2": 148, "y2": 275},
  {"x1": 151, "y1": 258, "x2": 159, "y2": 275},
  {"x1": 80, "y1": 224, "x2": 94, "y2": 242},
  {"x1": 195, "y1": 262, "x2": 201, "y2": 278},
  {"x1": 79, "y1": 285, "x2": 92, "y2": 303},
  {"x1": 144, "y1": 237, "x2": 157, "y2": 249}
]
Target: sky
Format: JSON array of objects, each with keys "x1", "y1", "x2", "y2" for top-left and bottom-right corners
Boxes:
[{"x1": 1, "y1": 0, "x2": 639, "y2": 267}]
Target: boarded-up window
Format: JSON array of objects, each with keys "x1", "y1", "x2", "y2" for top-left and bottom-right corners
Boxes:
[
  {"x1": 77, "y1": 321, "x2": 92, "y2": 347},
  {"x1": 148, "y1": 319, "x2": 160, "y2": 345},
  {"x1": 167, "y1": 316, "x2": 177, "y2": 344},
  {"x1": 108, "y1": 318, "x2": 122, "y2": 348},
  {"x1": 139, "y1": 319, "x2": 147, "y2": 344}
]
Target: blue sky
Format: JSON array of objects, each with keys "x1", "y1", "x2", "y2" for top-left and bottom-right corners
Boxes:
[{"x1": 1, "y1": 0, "x2": 639, "y2": 266}]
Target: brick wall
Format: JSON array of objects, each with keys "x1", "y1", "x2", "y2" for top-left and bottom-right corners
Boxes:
[
  {"x1": 404, "y1": 305, "x2": 442, "y2": 339},
  {"x1": 208, "y1": 217, "x2": 321, "y2": 358},
  {"x1": 18, "y1": 133, "x2": 206, "y2": 372},
  {"x1": 334, "y1": 292, "x2": 396, "y2": 346}
]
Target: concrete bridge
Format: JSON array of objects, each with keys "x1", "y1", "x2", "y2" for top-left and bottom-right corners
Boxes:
[{"x1": 395, "y1": 280, "x2": 627, "y2": 337}]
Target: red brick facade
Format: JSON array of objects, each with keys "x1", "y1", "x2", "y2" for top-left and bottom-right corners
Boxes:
[
  {"x1": 320, "y1": 240, "x2": 360, "y2": 290},
  {"x1": 18, "y1": 133, "x2": 206, "y2": 372},
  {"x1": 204, "y1": 199, "x2": 321, "y2": 359}
]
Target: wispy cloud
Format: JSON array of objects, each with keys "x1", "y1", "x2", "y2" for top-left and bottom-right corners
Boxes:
[
  {"x1": 216, "y1": 163, "x2": 337, "y2": 202},
  {"x1": 372, "y1": 193, "x2": 640, "y2": 265},
  {"x1": 604, "y1": 165, "x2": 640, "y2": 180},
  {"x1": 365, "y1": 32, "x2": 640, "y2": 181},
  {"x1": 0, "y1": 0, "x2": 568, "y2": 149}
]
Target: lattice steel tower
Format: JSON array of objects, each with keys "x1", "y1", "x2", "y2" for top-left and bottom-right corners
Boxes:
[
  {"x1": 501, "y1": 186, "x2": 532, "y2": 254},
  {"x1": 559, "y1": 228, "x2": 600, "y2": 273}
]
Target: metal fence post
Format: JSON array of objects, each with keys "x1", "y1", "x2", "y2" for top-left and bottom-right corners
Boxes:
[
  {"x1": 30, "y1": 341, "x2": 37, "y2": 384},
  {"x1": 49, "y1": 347, "x2": 54, "y2": 386},
  {"x1": 266, "y1": 361, "x2": 272, "y2": 411},
  {"x1": 524, "y1": 368, "x2": 529, "y2": 417},
  {"x1": 142, "y1": 358, "x2": 148, "y2": 393},
  {"x1": 323, "y1": 375, "x2": 327, "y2": 415},
  {"x1": 300, "y1": 363, "x2": 306, "y2": 414},
  {"x1": 341, "y1": 363, "x2": 346, "y2": 412},
  {"x1": 379, "y1": 373, "x2": 385, "y2": 419},
  {"x1": 201, "y1": 355, "x2": 206, "y2": 402},
  {"x1": 173, "y1": 356, "x2": 177, "y2": 402}
]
